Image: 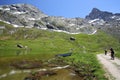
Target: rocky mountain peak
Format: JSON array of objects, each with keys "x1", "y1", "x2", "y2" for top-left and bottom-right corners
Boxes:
[
  {"x1": 86, "y1": 8, "x2": 120, "y2": 39},
  {"x1": 91, "y1": 8, "x2": 101, "y2": 13},
  {"x1": 0, "y1": 4, "x2": 48, "y2": 27},
  {"x1": 86, "y1": 8, "x2": 113, "y2": 21},
  {"x1": 0, "y1": 3, "x2": 48, "y2": 18}
]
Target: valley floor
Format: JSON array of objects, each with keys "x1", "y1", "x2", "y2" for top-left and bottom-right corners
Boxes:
[{"x1": 97, "y1": 54, "x2": 120, "y2": 80}]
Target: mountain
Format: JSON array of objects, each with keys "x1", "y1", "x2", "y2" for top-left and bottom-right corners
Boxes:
[
  {"x1": 1, "y1": 4, "x2": 120, "y2": 37},
  {"x1": 86, "y1": 8, "x2": 113, "y2": 21},
  {"x1": 86, "y1": 8, "x2": 120, "y2": 39},
  {"x1": 0, "y1": 4, "x2": 96, "y2": 34},
  {"x1": 0, "y1": 4, "x2": 48, "y2": 27}
]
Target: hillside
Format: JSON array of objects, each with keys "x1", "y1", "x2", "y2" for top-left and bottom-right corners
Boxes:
[
  {"x1": 0, "y1": 21, "x2": 120, "y2": 54},
  {"x1": 0, "y1": 20, "x2": 120, "y2": 80}
]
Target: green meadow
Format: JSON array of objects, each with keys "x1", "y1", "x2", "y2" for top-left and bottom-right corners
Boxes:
[{"x1": 0, "y1": 21, "x2": 120, "y2": 80}]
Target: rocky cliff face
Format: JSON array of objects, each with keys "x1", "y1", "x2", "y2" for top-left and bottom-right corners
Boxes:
[
  {"x1": 41, "y1": 16, "x2": 96, "y2": 34},
  {"x1": 0, "y1": 4, "x2": 96, "y2": 34},
  {"x1": 86, "y1": 8, "x2": 113, "y2": 21},
  {"x1": 0, "y1": 4, "x2": 48, "y2": 28},
  {"x1": 86, "y1": 8, "x2": 120, "y2": 39}
]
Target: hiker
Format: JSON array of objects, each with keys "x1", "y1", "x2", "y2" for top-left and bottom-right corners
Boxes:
[
  {"x1": 104, "y1": 49, "x2": 107, "y2": 55},
  {"x1": 110, "y1": 48, "x2": 115, "y2": 60}
]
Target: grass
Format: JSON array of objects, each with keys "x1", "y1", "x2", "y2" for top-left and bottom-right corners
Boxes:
[
  {"x1": 0, "y1": 21, "x2": 120, "y2": 80},
  {"x1": 68, "y1": 53, "x2": 107, "y2": 80}
]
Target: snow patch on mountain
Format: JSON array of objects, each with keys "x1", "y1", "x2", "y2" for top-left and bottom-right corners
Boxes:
[
  {"x1": 12, "y1": 11, "x2": 26, "y2": 15},
  {"x1": 0, "y1": 7, "x2": 10, "y2": 11},
  {"x1": 88, "y1": 19, "x2": 100, "y2": 23},
  {"x1": 116, "y1": 18, "x2": 120, "y2": 20},
  {"x1": 110, "y1": 16, "x2": 116, "y2": 19},
  {"x1": 89, "y1": 29, "x2": 97, "y2": 35},
  {"x1": 28, "y1": 18, "x2": 36, "y2": 21},
  {"x1": 0, "y1": 19, "x2": 10, "y2": 24},
  {"x1": 52, "y1": 29, "x2": 81, "y2": 34}
]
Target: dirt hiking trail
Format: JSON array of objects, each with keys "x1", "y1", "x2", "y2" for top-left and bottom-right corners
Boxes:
[{"x1": 97, "y1": 54, "x2": 120, "y2": 80}]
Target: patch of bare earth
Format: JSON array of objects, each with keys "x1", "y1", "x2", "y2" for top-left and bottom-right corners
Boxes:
[{"x1": 97, "y1": 54, "x2": 120, "y2": 80}]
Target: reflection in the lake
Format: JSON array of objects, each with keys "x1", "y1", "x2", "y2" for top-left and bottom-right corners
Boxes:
[
  {"x1": 16, "y1": 49, "x2": 31, "y2": 56},
  {"x1": 0, "y1": 65, "x2": 81, "y2": 80}
]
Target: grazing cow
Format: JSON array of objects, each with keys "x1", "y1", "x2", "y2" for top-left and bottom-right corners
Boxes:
[
  {"x1": 17, "y1": 44, "x2": 23, "y2": 48},
  {"x1": 55, "y1": 52, "x2": 72, "y2": 57},
  {"x1": 70, "y1": 37, "x2": 75, "y2": 41}
]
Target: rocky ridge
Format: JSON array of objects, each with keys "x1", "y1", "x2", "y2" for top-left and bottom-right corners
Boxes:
[
  {"x1": 0, "y1": 4, "x2": 96, "y2": 34},
  {"x1": 0, "y1": 4, "x2": 48, "y2": 28},
  {"x1": 86, "y1": 8, "x2": 120, "y2": 39},
  {"x1": 0, "y1": 4, "x2": 120, "y2": 36}
]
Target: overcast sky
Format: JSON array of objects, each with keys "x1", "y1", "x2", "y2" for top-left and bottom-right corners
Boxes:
[{"x1": 0, "y1": 0, "x2": 120, "y2": 18}]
